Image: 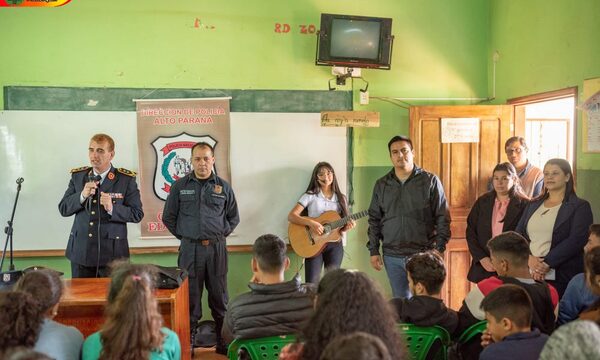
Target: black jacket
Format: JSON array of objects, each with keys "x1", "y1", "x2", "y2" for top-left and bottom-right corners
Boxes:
[
  {"x1": 222, "y1": 276, "x2": 314, "y2": 343},
  {"x1": 58, "y1": 166, "x2": 143, "y2": 266},
  {"x1": 367, "y1": 166, "x2": 451, "y2": 257},
  {"x1": 162, "y1": 171, "x2": 239, "y2": 241},
  {"x1": 466, "y1": 191, "x2": 528, "y2": 282},
  {"x1": 390, "y1": 295, "x2": 459, "y2": 335}
]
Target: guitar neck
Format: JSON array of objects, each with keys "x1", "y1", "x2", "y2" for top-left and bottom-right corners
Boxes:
[{"x1": 328, "y1": 210, "x2": 369, "y2": 230}]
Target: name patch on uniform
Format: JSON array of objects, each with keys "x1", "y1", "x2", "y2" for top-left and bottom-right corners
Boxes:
[
  {"x1": 214, "y1": 185, "x2": 223, "y2": 194},
  {"x1": 181, "y1": 190, "x2": 196, "y2": 195},
  {"x1": 109, "y1": 193, "x2": 124, "y2": 199}
]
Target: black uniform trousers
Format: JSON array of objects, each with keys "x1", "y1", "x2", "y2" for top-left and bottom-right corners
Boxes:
[{"x1": 179, "y1": 238, "x2": 228, "y2": 343}]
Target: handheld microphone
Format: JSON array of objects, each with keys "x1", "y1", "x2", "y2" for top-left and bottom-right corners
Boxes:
[
  {"x1": 88, "y1": 174, "x2": 102, "y2": 183},
  {"x1": 85, "y1": 174, "x2": 102, "y2": 212}
]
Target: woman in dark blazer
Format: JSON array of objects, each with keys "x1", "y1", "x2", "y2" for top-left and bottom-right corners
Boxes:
[
  {"x1": 467, "y1": 162, "x2": 529, "y2": 282},
  {"x1": 516, "y1": 158, "x2": 593, "y2": 297}
]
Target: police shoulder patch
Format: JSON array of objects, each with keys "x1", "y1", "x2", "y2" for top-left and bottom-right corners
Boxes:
[
  {"x1": 70, "y1": 166, "x2": 91, "y2": 173},
  {"x1": 117, "y1": 168, "x2": 137, "y2": 177}
]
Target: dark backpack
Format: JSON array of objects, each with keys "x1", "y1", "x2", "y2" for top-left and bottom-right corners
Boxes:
[{"x1": 154, "y1": 265, "x2": 188, "y2": 289}]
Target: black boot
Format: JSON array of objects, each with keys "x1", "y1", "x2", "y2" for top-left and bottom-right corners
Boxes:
[
  {"x1": 215, "y1": 342, "x2": 228, "y2": 355},
  {"x1": 190, "y1": 321, "x2": 198, "y2": 348},
  {"x1": 214, "y1": 318, "x2": 227, "y2": 355}
]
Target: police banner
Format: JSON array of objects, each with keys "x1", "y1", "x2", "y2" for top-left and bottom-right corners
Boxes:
[{"x1": 135, "y1": 97, "x2": 231, "y2": 238}]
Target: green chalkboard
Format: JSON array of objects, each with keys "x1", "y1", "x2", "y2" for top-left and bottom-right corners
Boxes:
[{"x1": 4, "y1": 86, "x2": 352, "y2": 113}]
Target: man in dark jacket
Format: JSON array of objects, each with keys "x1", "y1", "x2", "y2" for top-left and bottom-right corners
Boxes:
[
  {"x1": 390, "y1": 251, "x2": 458, "y2": 335},
  {"x1": 222, "y1": 234, "x2": 314, "y2": 344},
  {"x1": 58, "y1": 133, "x2": 143, "y2": 278},
  {"x1": 162, "y1": 142, "x2": 239, "y2": 354},
  {"x1": 368, "y1": 135, "x2": 451, "y2": 299}
]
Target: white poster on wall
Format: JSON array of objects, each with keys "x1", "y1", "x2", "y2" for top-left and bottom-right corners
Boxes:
[{"x1": 441, "y1": 118, "x2": 480, "y2": 143}]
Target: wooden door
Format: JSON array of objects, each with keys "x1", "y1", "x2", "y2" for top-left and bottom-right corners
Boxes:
[{"x1": 410, "y1": 105, "x2": 514, "y2": 310}]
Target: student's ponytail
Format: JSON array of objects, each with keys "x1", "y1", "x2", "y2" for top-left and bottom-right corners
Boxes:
[{"x1": 99, "y1": 263, "x2": 165, "y2": 360}]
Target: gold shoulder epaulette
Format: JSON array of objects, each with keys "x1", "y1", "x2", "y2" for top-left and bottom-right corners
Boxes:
[
  {"x1": 70, "y1": 166, "x2": 91, "y2": 173},
  {"x1": 117, "y1": 168, "x2": 137, "y2": 177}
]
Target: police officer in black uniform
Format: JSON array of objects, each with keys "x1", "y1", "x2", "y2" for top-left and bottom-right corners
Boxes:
[
  {"x1": 58, "y1": 133, "x2": 143, "y2": 278},
  {"x1": 162, "y1": 141, "x2": 239, "y2": 355}
]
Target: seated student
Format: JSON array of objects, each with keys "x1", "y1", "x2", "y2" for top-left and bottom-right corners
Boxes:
[
  {"x1": 82, "y1": 262, "x2": 180, "y2": 360},
  {"x1": 579, "y1": 246, "x2": 600, "y2": 324},
  {"x1": 14, "y1": 269, "x2": 83, "y2": 360},
  {"x1": 558, "y1": 224, "x2": 600, "y2": 325},
  {"x1": 390, "y1": 251, "x2": 458, "y2": 334},
  {"x1": 279, "y1": 269, "x2": 406, "y2": 360},
  {"x1": 479, "y1": 284, "x2": 549, "y2": 360},
  {"x1": 458, "y1": 231, "x2": 558, "y2": 335},
  {"x1": 0, "y1": 291, "x2": 45, "y2": 357},
  {"x1": 319, "y1": 332, "x2": 391, "y2": 360},
  {"x1": 222, "y1": 234, "x2": 314, "y2": 343},
  {"x1": 539, "y1": 320, "x2": 600, "y2": 359}
]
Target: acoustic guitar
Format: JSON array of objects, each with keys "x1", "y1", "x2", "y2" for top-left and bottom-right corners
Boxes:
[{"x1": 288, "y1": 210, "x2": 368, "y2": 258}]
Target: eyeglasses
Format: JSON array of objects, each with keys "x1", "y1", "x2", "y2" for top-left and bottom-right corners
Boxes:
[{"x1": 505, "y1": 147, "x2": 525, "y2": 154}]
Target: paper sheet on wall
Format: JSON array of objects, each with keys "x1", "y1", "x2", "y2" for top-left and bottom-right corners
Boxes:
[
  {"x1": 441, "y1": 118, "x2": 480, "y2": 143},
  {"x1": 582, "y1": 78, "x2": 600, "y2": 153},
  {"x1": 588, "y1": 111, "x2": 600, "y2": 152}
]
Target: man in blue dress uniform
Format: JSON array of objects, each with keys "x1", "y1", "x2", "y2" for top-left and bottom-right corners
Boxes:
[{"x1": 58, "y1": 133, "x2": 144, "y2": 278}]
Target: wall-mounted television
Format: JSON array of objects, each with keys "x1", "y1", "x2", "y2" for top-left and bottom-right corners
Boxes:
[{"x1": 316, "y1": 13, "x2": 394, "y2": 70}]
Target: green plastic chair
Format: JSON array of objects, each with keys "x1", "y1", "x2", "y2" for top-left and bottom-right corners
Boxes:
[
  {"x1": 227, "y1": 334, "x2": 297, "y2": 360},
  {"x1": 446, "y1": 320, "x2": 488, "y2": 360},
  {"x1": 457, "y1": 320, "x2": 487, "y2": 344},
  {"x1": 398, "y1": 323, "x2": 451, "y2": 360}
]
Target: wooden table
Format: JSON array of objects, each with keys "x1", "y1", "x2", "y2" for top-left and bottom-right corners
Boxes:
[{"x1": 55, "y1": 277, "x2": 191, "y2": 360}]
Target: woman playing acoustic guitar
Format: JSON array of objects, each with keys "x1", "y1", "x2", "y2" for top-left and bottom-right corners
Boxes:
[{"x1": 288, "y1": 162, "x2": 355, "y2": 284}]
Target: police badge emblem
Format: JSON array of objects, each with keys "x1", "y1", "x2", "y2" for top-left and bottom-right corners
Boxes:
[{"x1": 151, "y1": 133, "x2": 217, "y2": 201}]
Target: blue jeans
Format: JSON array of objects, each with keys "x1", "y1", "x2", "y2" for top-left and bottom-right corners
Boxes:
[
  {"x1": 305, "y1": 242, "x2": 344, "y2": 284},
  {"x1": 383, "y1": 255, "x2": 412, "y2": 299}
]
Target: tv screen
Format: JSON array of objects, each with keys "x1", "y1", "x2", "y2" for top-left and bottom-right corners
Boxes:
[
  {"x1": 330, "y1": 19, "x2": 381, "y2": 60},
  {"x1": 317, "y1": 14, "x2": 393, "y2": 70}
]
